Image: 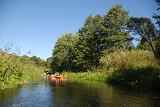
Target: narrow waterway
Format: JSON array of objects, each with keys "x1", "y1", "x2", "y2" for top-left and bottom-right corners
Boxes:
[{"x1": 0, "y1": 76, "x2": 160, "y2": 107}]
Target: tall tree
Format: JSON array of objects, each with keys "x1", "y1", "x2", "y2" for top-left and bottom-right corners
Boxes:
[
  {"x1": 52, "y1": 5, "x2": 133, "y2": 72},
  {"x1": 75, "y1": 5, "x2": 132, "y2": 71},
  {"x1": 103, "y1": 5, "x2": 132, "y2": 52},
  {"x1": 127, "y1": 17, "x2": 159, "y2": 57},
  {"x1": 78, "y1": 15, "x2": 104, "y2": 69},
  {"x1": 103, "y1": 5, "x2": 129, "y2": 31},
  {"x1": 52, "y1": 33, "x2": 75, "y2": 71}
]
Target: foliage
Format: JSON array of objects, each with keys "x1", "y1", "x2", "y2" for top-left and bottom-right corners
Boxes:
[
  {"x1": 106, "y1": 66, "x2": 160, "y2": 88},
  {"x1": 0, "y1": 50, "x2": 45, "y2": 90},
  {"x1": 61, "y1": 50, "x2": 160, "y2": 88},
  {"x1": 153, "y1": 0, "x2": 160, "y2": 27},
  {"x1": 46, "y1": 57, "x2": 53, "y2": 68},
  {"x1": 50, "y1": 4, "x2": 160, "y2": 88},
  {"x1": 52, "y1": 33, "x2": 77, "y2": 71},
  {"x1": 128, "y1": 17, "x2": 160, "y2": 58},
  {"x1": 99, "y1": 50, "x2": 160, "y2": 88},
  {"x1": 51, "y1": 5, "x2": 133, "y2": 71},
  {"x1": 77, "y1": 15, "x2": 104, "y2": 70},
  {"x1": 29, "y1": 56, "x2": 46, "y2": 67}
]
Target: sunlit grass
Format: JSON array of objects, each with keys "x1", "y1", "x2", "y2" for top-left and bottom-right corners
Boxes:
[{"x1": 62, "y1": 72, "x2": 106, "y2": 82}]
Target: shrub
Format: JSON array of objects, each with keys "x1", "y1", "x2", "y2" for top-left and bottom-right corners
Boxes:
[
  {"x1": 0, "y1": 51, "x2": 45, "y2": 90},
  {"x1": 100, "y1": 50, "x2": 160, "y2": 88}
]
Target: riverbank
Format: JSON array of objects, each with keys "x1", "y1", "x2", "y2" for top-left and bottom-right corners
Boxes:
[
  {"x1": 62, "y1": 72, "x2": 106, "y2": 82},
  {"x1": 0, "y1": 51, "x2": 45, "y2": 90},
  {"x1": 62, "y1": 50, "x2": 160, "y2": 88},
  {"x1": 0, "y1": 67, "x2": 44, "y2": 90}
]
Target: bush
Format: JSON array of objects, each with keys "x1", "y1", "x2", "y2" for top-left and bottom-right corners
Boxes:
[
  {"x1": 0, "y1": 51, "x2": 45, "y2": 90},
  {"x1": 100, "y1": 50, "x2": 160, "y2": 88}
]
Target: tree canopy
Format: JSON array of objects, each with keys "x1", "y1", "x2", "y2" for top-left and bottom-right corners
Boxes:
[
  {"x1": 50, "y1": 4, "x2": 159, "y2": 72},
  {"x1": 51, "y1": 5, "x2": 133, "y2": 72}
]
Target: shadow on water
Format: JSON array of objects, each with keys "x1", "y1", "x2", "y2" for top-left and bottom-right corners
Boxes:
[
  {"x1": 0, "y1": 76, "x2": 160, "y2": 107},
  {"x1": 51, "y1": 81, "x2": 160, "y2": 107}
]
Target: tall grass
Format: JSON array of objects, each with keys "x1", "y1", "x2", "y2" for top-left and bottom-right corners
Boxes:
[
  {"x1": 0, "y1": 50, "x2": 45, "y2": 90},
  {"x1": 100, "y1": 50, "x2": 160, "y2": 88},
  {"x1": 100, "y1": 50, "x2": 159, "y2": 69}
]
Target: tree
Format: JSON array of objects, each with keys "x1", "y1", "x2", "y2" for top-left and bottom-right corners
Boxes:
[
  {"x1": 153, "y1": 0, "x2": 160, "y2": 30},
  {"x1": 103, "y1": 5, "x2": 132, "y2": 52},
  {"x1": 75, "y1": 5, "x2": 132, "y2": 71},
  {"x1": 52, "y1": 33, "x2": 75, "y2": 71},
  {"x1": 103, "y1": 5, "x2": 129, "y2": 31},
  {"x1": 52, "y1": 5, "x2": 133, "y2": 72},
  {"x1": 127, "y1": 17, "x2": 159, "y2": 57},
  {"x1": 46, "y1": 57, "x2": 53, "y2": 68},
  {"x1": 78, "y1": 15, "x2": 104, "y2": 70},
  {"x1": 154, "y1": 0, "x2": 160, "y2": 58},
  {"x1": 30, "y1": 56, "x2": 46, "y2": 67}
]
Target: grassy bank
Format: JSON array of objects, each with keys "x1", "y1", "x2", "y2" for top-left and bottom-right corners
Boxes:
[
  {"x1": 63, "y1": 50, "x2": 160, "y2": 88},
  {"x1": 0, "y1": 51, "x2": 45, "y2": 90},
  {"x1": 62, "y1": 72, "x2": 106, "y2": 82}
]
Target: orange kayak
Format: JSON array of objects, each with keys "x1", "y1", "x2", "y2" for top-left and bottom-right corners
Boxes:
[{"x1": 49, "y1": 75, "x2": 67, "y2": 81}]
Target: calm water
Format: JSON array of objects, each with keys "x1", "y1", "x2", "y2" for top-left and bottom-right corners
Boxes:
[{"x1": 0, "y1": 77, "x2": 160, "y2": 107}]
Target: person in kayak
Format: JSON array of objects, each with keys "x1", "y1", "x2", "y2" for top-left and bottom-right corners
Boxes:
[{"x1": 54, "y1": 72, "x2": 59, "y2": 77}]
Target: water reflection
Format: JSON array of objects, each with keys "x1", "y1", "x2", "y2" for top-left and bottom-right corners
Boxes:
[
  {"x1": 0, "y1": 78, "x2": 160, "y2": 107},
  {"x1": 51, "y1": 81, "x2": 160, "y2": 107}
]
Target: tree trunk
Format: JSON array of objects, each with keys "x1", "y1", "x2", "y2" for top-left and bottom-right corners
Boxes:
[{"x1": 147, "y1": 41, "x2": 157, "y2": 58}]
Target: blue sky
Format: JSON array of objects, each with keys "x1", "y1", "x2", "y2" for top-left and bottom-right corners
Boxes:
[{"x1": 0, "y1": 0, "x2": 158, "y2": 60}]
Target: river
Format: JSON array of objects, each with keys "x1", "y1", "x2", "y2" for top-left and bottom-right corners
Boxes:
[{"x1": 0, "y1": 77, "x2": 160, "y2": 107}]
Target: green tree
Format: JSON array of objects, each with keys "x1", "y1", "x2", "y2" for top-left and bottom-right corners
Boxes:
[
  {"x1": 30, "y1": 56, "x2": 46, "y2": 67},
  {"x1": 78, "y1": 15, "x2": 104, "y2": 70},
  {"x1": 46, "y1": 57, "x2": 53, "y2": 68},
  {"x1": 103, "y1": 5, "x2": 129, "y2": 31},
  {"x1": 127, "y1": 17, "x2": 160, "y2": 57},
  {"x1": 103, "y1": 5, "x2": 132, "y2": 52},
  {"x1": 75, "y1": 5, "x2": 132, "y2": 71},
  {"x1": 52, "y1": 33, "x2": 75, "y2": 71},
  {"x1": 52, "y1": 5, "x2": 133, "y2": 72}
]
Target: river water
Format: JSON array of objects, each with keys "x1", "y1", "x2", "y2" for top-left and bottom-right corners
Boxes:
[{"x1": 0, "y1": 77, "x2": 160, "y2": 107}]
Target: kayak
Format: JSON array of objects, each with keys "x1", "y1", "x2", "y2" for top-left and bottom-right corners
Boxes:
[{"x1": 49, "y1": 75, "x2": 66, "y2": 81}]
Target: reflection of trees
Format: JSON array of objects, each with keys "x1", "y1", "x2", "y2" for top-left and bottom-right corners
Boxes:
[
  {"x1": 51, "y1": 82, "x2": 160, "y2": 107},
  {"x1": 0, "y1": 86, "x2": 22, "y2": 105},
  {"x1": 52, "y1": 82, "x2": 102, "y2": 107}
]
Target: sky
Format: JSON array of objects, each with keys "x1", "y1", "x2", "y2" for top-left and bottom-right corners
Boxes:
[{"x1": 0, "y1": 0, "x2": 158, "y2": 60}]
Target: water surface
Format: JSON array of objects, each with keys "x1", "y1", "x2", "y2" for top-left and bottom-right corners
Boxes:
[{"x1": 0, "y1": 77, "x2": 160, "y2": 107}]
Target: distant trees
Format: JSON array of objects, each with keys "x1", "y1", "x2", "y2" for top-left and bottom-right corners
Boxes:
[
  {"x1": 51, "y1": 5, "x2": 133, "y2": 72},
  {"x1": 29, "y1": 56, "x2": 46, "y2": 67},
  {"x1": 46, "y1": 57, "x2": 53, "y2": 68}
]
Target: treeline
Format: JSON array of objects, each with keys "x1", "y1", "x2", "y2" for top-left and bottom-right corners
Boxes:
[
  {"x1": 0, "y1": 50, "x2": 46, "y2": 89},
  {"x1": 21, "y1": 55, "x2": 47, "y2": 67},
  {"x1": 50, "y1": 4, "x2": 160, "y2": 72}
]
